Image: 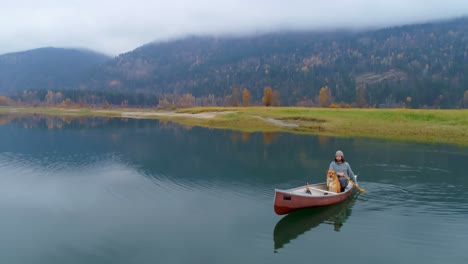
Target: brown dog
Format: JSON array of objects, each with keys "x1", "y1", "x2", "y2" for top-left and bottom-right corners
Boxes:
[{"x1": 326, "y1": 170, "x2": 341, "y2": 193}]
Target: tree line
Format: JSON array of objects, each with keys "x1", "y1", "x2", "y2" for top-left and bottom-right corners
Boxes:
[{"x1": 4, "y1": 84, "x2": 465, "y2": 109}]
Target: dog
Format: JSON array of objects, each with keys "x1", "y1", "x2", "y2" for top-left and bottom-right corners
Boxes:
[{"x1": 326, "y1": 170, "x2": 341, "y2": 193}]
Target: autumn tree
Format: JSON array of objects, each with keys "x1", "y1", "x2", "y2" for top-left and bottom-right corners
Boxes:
[
  {"x1": 318, "y1": 86, "x2": 331, "y2": 107},
  {"x1": 44, "y1": 91, "x2": 65, "y2": 106},
  {"x1": 242, "y1": 89, "x2": 251, "y2": 106},
  {"x1": 356, "y1": 84, "x2": 367, "y2": 108},
  {"x1": 45, "y1": 91, "x2": 55, "y2": 106},
  {"x1": 158, "y1": 97, "x2": 174, "y2": 109},
  {"x1": 59, "y1": 98, "x2": 73, "y2": 107},
  {"x1": 263, "y1": 86, "x2": 273, "y2": 106},
  {"x1": 55, "y1": 92, "x2": 64, "y2": 104},
  {"x1": 179, "y1": 93, "x2": 196, "y2": 108}
]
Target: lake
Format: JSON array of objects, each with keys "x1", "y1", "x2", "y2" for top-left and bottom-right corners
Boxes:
[{"x1": 0, "y1": 114, "x2": 467, "y2": 263}]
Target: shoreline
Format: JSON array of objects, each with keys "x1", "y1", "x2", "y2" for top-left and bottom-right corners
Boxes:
[{"x1": 1, "y1": 106, "x2": 467, "y2": 146}]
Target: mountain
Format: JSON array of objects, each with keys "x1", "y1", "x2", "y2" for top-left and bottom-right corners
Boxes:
[
  {"x1": 85, "y1": 17, "x2": 468, "y2": 108},
  {"x1": 0, "y1": 48, "x2": 110, "y2": 93},
  {"x1": 2, "y1": 18, "x2": 468, "y2": 108}
]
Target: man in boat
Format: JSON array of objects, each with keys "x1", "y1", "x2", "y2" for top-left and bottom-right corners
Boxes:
[{"x1": 329, "y1": 150, "x2": 356, "y2": 192}]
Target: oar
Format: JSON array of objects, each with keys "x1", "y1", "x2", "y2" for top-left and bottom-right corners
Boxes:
[
  {"x1": 344, "y1": 175, "x2": 365, "y2": 193},
  {"x1": 305, "y1": 182, "x2": 311, "y2": 194}
]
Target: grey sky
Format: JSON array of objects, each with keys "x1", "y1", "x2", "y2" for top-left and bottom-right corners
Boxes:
[{"x1": 1, "y1": 0, "x2": 467, "y2": 56}]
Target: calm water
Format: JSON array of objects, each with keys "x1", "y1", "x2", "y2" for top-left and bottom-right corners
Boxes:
[{"x1": 0, "y1": 114, "x2": 467, "y2": 263}]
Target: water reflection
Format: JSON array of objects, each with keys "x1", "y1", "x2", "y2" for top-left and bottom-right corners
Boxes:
[
  {"x1": 1, "y1": 113, "x2": 468, "y2": 263},
  {"x1": 273, "y1": 195, "x2": 358, "y2": 252}
]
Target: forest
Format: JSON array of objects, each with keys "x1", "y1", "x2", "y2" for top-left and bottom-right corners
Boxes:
[{"x1": 1, "y1": 17, "x2": 468, "y2": 109}]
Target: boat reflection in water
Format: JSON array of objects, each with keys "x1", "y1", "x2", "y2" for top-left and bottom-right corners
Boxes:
[{"x1": 273, "y1": 196, "x2": 358, "y2": 252}]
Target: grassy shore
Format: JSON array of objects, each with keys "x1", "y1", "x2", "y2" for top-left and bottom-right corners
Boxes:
[{"x1": 1, "y1": 106, "x2": 467, "y2": 146}]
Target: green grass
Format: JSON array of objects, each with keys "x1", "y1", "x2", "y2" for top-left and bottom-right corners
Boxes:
[{"x1": 1, "y1": 106, "x2": 467, "y2": 146}]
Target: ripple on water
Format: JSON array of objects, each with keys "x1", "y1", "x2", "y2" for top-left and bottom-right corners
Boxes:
[
  {"x1": 1, "y1": 151, "x2": 271, "y2": 213},
  {"x1": 374, "y1": 163, "x2": 451, "y2": 173},
  {"x1": 357, "y1": 181, "x2": 468, "y2": 217},
  {"x1": 143, "y1": 170, "x2": 274, "y2": 204}
]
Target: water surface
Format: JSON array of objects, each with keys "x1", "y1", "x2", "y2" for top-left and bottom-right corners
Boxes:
[{"x1": 0, "y1": 114, "x2": 467, "y2": 263}]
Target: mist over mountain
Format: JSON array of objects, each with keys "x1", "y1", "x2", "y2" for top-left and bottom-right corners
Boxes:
[
  {"x1": 1, "y1": 17, "x2": 468, "y2": 108},
  {"x1": 86, "y1": 17, "x2": 468, "y2": 108}
]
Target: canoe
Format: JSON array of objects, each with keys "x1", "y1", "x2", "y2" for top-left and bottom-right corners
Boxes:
[{"x1": 273, "y1": 181, "x2": 356, "y2": 215}]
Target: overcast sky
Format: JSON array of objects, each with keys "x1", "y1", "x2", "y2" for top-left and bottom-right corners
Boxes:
[{"x1": 1, "y1": 0, "x2": 467, "y2": 56}]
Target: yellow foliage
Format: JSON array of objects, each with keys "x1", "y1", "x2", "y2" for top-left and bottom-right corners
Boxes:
[
  {"x1": 179, "y1": 93, "x2": 196, "y2": 108},
  {"x1": 263, "y1": 86, "x2": 273, "y2": 106},
  {"x1": 318, "y1": 86, "x2": 331, "y2": 107}
]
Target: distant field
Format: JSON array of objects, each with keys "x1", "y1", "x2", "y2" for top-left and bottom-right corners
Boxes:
[{"x1": 1, "y1": 106, "x2": 467, "y2": 146}]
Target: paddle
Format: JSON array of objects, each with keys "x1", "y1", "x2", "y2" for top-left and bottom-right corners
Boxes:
[
  {"x1": 305, "y1": 182, "x2": 312, "y2": 194},
  {"x1": 343, "y1": 175, "x2": 365, "y2": 193}
]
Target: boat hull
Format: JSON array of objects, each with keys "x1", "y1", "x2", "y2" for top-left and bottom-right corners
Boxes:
[{"x1": 274, "y1": 182, "x2": 356, "y2": 215}]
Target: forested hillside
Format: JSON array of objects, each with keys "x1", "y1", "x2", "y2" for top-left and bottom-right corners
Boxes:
[
  {"x1": 0, "y1": 48, "x2": 110, "y2": 93},
  {"x1": 85, "y1": 17, "x2": 468, "y2": 108},
  {"x1": 2, "y1": 18, "x2": 468, "y2": 108}
]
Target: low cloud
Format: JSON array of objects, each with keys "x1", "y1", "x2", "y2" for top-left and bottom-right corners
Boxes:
[{"x1": 1, "y1": 0, "x2": 467, "y2": 55}]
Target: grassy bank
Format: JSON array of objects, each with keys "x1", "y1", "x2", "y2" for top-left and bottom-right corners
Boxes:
[{"x1": 1, "y1": 106, "x2": 467, "y2": 146}]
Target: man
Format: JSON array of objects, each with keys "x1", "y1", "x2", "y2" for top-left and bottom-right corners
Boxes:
[{"x1": 329, "y1": 150, "x2": 356, "y2": 192}]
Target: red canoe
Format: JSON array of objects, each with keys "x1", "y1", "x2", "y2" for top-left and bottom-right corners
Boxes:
[{"x1": 274, "y1": 182, "x2": 356, "y2": 215}]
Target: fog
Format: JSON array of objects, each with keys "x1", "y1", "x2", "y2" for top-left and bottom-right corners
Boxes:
[{"x1": 1, "y1": 0, "x2": 467, "y2": 55}]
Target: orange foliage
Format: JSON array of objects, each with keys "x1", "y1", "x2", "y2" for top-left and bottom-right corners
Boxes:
[
  {"x1": 318, "y1": 86, "x2": 331, "y2": 107},
  {"x1": 263, "y1": 86, "x2": 273, "y2": 106},
  {"x1": 242, "y1": 89, "x2": 251, "y2": 106}
]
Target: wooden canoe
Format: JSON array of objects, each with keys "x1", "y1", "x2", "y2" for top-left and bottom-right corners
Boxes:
[{"x1": 274, "y1": 182, "x2": 356, "y2": 215}]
